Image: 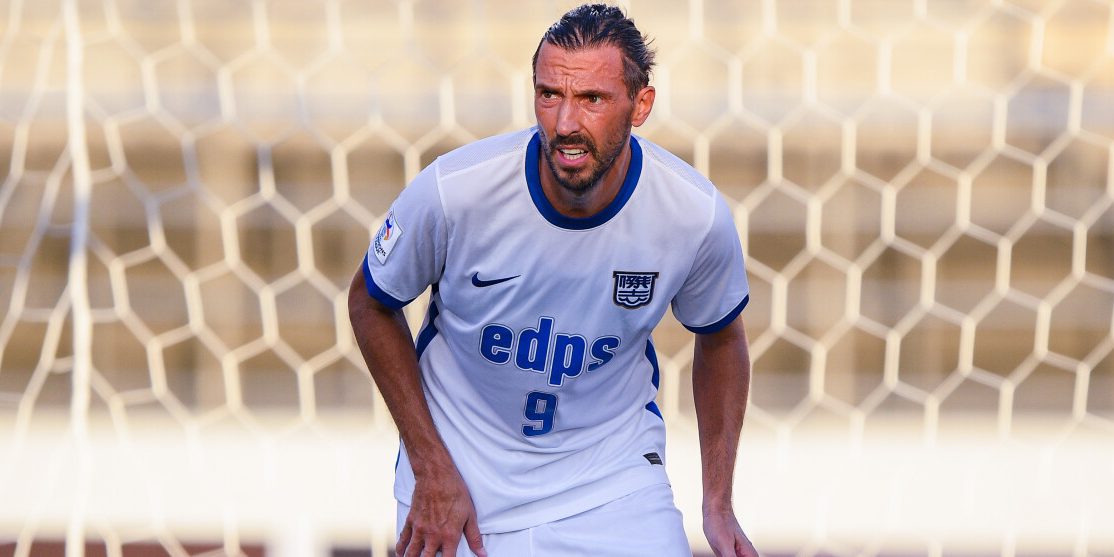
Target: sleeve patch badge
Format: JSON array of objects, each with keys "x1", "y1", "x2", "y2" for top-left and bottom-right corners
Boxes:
[
  {"x1": 612, "y1": 271, "x2": 659, "y2": 309},
  {"x1": 372, "y1": 211, "x2": 402, "y2": 264}
]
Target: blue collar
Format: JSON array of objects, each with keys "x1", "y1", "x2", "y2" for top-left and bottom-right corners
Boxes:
[{"x1": 524, "y1": 131, "x2": 642, "y2": 230}]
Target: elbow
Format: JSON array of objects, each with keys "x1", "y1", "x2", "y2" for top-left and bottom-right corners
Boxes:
[{"x1": 348, "y1": 269, "x2": 371, "y2": 325}]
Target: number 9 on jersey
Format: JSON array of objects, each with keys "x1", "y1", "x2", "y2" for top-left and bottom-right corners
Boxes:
[{"x1": 522, "y1": 391, "x2": 558, "y2": 437}]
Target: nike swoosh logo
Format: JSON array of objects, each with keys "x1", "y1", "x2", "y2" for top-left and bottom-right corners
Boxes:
[{"x1": 471, "y1": 272, "x2": 520, "y2": 287}]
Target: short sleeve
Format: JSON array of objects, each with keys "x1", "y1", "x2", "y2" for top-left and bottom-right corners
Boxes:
[
  {"x1": 671, "y1": 192, "x2": 750, "y2": 333},
  {"x1": 361, "y1": 163, "x2": 448, "y2": 309}
]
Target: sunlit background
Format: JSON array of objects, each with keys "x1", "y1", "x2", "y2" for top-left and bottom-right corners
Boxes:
[{"x1": 1, "y1": 0, "x2": 1112, "y2": 555}]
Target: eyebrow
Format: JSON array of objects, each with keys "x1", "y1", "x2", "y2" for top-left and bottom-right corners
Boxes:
[
  {"x1": 533, "y1": 83, "x2": 612, "y2": 99},
  {"x1": 534, "y1": 79, "x2": 562, "y2": 91},
  {"x1": 577, "y1": 89, "x2": 611, "y2": 99}
]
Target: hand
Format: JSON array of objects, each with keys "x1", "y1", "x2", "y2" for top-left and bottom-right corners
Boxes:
[
  {"x1": 703, "y1": 509, "x2": 758, "y2": 557},
  {"x1": 396, "y1": 469, "x2": 487, "y2": 557}
]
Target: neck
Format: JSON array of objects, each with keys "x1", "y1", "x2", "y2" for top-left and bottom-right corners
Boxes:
[{"x1": 539, "y1": 142, "x2": 631, "y2": 219}]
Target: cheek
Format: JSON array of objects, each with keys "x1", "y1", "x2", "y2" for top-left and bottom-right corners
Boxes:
[
  {"x1": 534, "y1": 105, "x2": 560, "y2": 128},
  {"x1": 600, "y1": 113, "x2": 630, "y2": 139},
  {"x1": 579, "y1": 111, "x2": 615, "y2": 134}
]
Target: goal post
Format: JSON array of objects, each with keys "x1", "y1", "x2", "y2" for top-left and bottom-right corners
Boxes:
[{"x1": 0, "y1": 0, "x2": 1112, "y2": 555}]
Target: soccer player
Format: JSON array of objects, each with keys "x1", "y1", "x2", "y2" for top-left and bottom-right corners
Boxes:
[{"x1": 348, "y1": 4, "x2": 758, "y2": 556}]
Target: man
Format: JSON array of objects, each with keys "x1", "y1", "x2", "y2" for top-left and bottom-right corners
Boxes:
[{"x1": 348, "y1": 4, "x2": 758, "y2": 556}]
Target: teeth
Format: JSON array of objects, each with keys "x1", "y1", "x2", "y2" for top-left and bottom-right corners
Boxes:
[{"x1": 560, "y1": 148, "x2": 586, "y2": 158}]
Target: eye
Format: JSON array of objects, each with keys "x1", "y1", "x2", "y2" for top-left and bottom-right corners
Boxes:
[
  {"x1": 586, "y1": 94, "x2": 602, "y2": 104},
  {"x1": 540, "y1": 91, "x2": 557, "y2": 99}
]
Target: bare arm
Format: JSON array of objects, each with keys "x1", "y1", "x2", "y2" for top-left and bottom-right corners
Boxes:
[
  {"x1": 693, "y1": 316, "x2": 758, "y2": 557},
  {"x1": 347, "y1": 270, "x2": 486, "y2": 557}
]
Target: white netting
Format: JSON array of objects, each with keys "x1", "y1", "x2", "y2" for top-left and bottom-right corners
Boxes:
[{"x1": 1, "y1": 0, "x2": 1112, "y2": 555}]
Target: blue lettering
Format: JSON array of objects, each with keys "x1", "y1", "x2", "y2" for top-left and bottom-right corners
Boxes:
[
  {"x1": 479, "y1": 324, "x2": 514, "y2": 364},
  {"x1": 587, "y1": 336, "x2": 620, "y2": 371},
  {"x1": 548, "y1": 334, "x2": 586, "y2": 386},
  {"x1": 480, "y1": 318, "x2": 621, "y2": 384},
  {"x1": 515, "y1": 317, "x2": 553, "y2": 372}
]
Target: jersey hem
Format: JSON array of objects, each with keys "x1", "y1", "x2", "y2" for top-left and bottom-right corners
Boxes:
[
  {"x1": 684, "y1": 293, "x2": 749, "y2": 334},
  {"x1": 395, "y1": 466, "x2": 671, "y2": 534}
]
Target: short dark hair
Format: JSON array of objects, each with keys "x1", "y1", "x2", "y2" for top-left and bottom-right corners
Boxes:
[{"x1": 531, "y1": 4, "x2": 656, "y2": 99}]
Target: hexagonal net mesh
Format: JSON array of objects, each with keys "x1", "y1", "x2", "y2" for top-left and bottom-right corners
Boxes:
[{"x1": 0, "y1": 0, "x2": 1112, "y2": 556}]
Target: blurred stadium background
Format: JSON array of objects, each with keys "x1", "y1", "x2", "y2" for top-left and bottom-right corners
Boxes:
[{"x1": 1, "y1": 0, "x2": 1112, "y2": 555}]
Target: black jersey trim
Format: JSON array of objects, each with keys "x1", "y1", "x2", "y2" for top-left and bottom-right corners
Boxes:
[{"x1": 524, "y1": 131, "x2": 642, "y2": 230}]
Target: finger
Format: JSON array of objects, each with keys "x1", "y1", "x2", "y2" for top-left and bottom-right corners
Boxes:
[
  {"x1": 405, "y1": 539, "x2": 425, "y2": 557},
  {"x1": 734, "y1": 541, "x2": 746, "y2": 557},
  {"x1": 714, "y1": 539, "x2": 735, "y2": 557},
  {"x1": 396, "y1": 522, "x2": 412, "y2": 556},
  {"x1": 735, "y1": 534, "x2": 758, "y2": 557},
  {"x1": 463, "y1": 515, "x2": 487, "y2": 557},
  {"x1": 442, "y1": 534, "x2": 460, "y2": 557}
]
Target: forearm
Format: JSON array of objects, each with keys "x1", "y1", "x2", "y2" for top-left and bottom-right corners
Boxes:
[
  {"x1": 347, "y1": 271, "x2": 453, "y2": 478},
  {"x1": 349, "y1": 270, "x2": 485, "y2": 555},
  {"x1": 692, "y1": 317, "x2": 751, "y2": 512}
]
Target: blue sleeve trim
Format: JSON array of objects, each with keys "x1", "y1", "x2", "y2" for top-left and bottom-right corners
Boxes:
[
  {"x1": 684, "y1": 294, "x2": 750, "y2": 334},
  {"x1": 361, "y1": 253, "x2": 411, "y2": 310}
]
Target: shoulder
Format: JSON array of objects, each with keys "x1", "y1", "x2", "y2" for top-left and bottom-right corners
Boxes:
[
  {"x1": 434, "y1": 128, "x2": 535, "y2": 180},
  {"x1": 633, "y1": 135, "x2": 727, "y2": 237},
  {"x1": 426, "y1": 128, "x2": 535, "y2": 217},
  {"x1": 634, "y1": 135, "x2": 719, "y2": 201}
]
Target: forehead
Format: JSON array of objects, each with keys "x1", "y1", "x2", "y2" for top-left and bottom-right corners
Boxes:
[{"x1": 534, "y1": 42, "x2": 626, "y2": 90}]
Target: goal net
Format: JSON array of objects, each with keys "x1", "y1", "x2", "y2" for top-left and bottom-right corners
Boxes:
[{"x1": 1, "y1": 0, "x2": 1112, "y2": 555}]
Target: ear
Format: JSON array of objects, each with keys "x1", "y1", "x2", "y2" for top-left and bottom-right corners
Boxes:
[{"x1": 630, "y1": 86, "x2": 655, "y2": 127}]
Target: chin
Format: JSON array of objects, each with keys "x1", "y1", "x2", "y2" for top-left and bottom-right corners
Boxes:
[{"x1": 556, "y1": 173, "x2": 599, "y2": 195}]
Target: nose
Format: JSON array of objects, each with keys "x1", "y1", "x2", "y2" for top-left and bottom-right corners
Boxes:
[{"x1": 555, "y1": 99, "x2": 581, "y2": 138}]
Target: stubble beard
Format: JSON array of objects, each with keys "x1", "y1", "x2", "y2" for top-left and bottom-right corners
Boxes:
[{"x1": 539, "y1": 118, "x2": 631, "y2": 197}]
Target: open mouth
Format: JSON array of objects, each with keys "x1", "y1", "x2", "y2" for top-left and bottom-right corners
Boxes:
[{"x1": 556, "y1": 146, "x2": 590, "y2": 165}]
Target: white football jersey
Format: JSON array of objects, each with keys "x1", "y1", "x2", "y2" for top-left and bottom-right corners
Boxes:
[{"x1": 362, "y1": 127, "x2": 749, "y2": 533}]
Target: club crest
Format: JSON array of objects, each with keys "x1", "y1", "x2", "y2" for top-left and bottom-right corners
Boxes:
[{"x1": 612, "y1": 271, "x2": 659, "y2": 309}]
